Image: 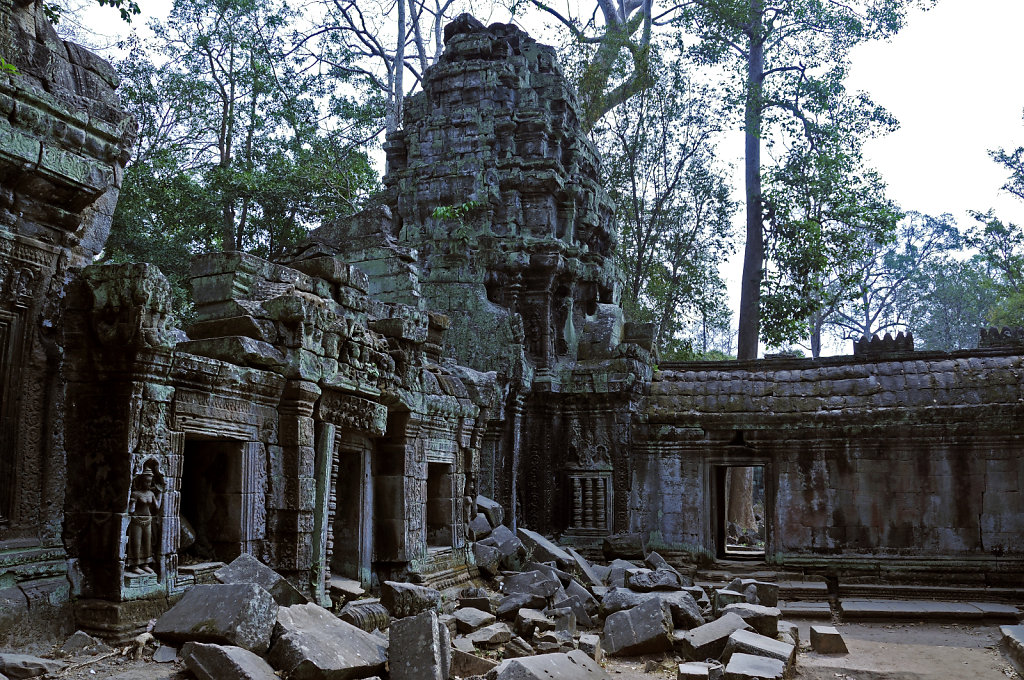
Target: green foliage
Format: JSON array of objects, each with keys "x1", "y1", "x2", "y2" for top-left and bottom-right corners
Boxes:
[
  {"x1": 968, "y1": 211, "x2": 1024, "y2": 328},
  {"x1": 105, "y1": 0, "x2": 378, "y2": 308},
  {"x1": 431, "y1": 201, "x2": 483, "y2": 223},
  {"x1": 594, "y1": 49, "x2": 736, "y2": 358},
  {"x1": 905, "y1": 256, "x2": 1001, "y2": 351},
  {"x1": 0, "y1": 57, "x2": 17, "y2": 75},
  {"x1": 45, "y1": 0, "x2": 140, "y2": 24}
]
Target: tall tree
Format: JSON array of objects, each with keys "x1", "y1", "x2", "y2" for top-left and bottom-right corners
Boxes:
[
  {"x1": 904, "y1": 256, "x2": 1001, "y2": 351},
  {"x1": 106, "y1": 0, "x2": 377, "y2": 306},
  {"x1": 595, "y1": 52, "x2": 736, "y2": 356},
  {"x1": 680, "y1": 0, "x2": 933, "y2": 359}
]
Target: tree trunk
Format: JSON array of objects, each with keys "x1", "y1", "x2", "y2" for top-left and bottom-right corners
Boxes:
[
  {"x1": 736, "y1": 0, "x2": 765, "y2": 361},
  {"x1": 727, "y1": 467, "x2": 756, "y2": 532},
  {"x1": 810, "y1": 309, "x2": 822, "y2": 358}
]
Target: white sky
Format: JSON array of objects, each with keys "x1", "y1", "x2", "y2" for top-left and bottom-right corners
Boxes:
[{"x1": 74, "y1": 0, "x2": 1024, "y2": 355}]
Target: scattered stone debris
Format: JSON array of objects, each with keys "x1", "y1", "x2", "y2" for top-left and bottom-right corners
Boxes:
[
  {"x1": 810, "y1": 624, "x2": 849, "y2": 654},
  {"x1": 0, "y1": 653, "x2": 66, "y2": 679},
  {"x1": 152, "y1": 582, "x2": 278, "y2": 653}
]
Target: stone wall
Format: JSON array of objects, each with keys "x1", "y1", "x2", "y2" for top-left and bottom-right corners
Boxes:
[
  {"x1": 635, "y1": 351, "x2": 1024, "y2": 573},
  {"x1": 0, "y1": 0, "x2": 133, "y2": 640}
]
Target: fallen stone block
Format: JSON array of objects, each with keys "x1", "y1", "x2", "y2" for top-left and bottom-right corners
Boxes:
[
  {"x1": 676, "y1": 612, "x2": 753, "y2": 661},
  {"x1": 469, "y1": 513, "x2": 494, "y2": 540},
  {"x1": 603, "y1": 596, "x2": 674, "y2": 656},
  {"x1": 566, "y1": 546, "x2": 604, "y2": 588},
  {"x1": 778, "y1": 621, "x2": 799, "y2": 648},
  {"x1": 459, "y1": 594, "x2": 494, "y2": 613},
  {"x1": 525, "y1": 561, "x2": 573, "y2": 585},
  {"x1": 503, "y1": 570, "x2": 562, "y2": 599},
  {"x1": 476, "y1": 495, "x2": 504, "y2": 528},
  {"x1": 714, "y1": 589, "x2": 746, "y2": 615},
  {"x1": 504, "y1": 635, "x2": 535, "y2": 658},
  {"x1": 565, "y1": 578, "x2": 599, "y2": 615},
  {"x1": 603, "y1": 533, "x2": 646, "y2": 560},
  {"x1": 545, "y1": 607, "x2": 577, "y2": 636},
  {"x1": 452, "y1": 648, "x2": 498, "y2": 677},
  {"x1": 267, "y1": 602, "x2": 388, "y2": 680},
  {"x1": 153, "y1": 583, "x2": 278, "y2": 654},
  {"x1": 722, "y1": 652, "x2": 785, "y2": 680},
  {"x1": 0, "y1": 654, "x2": 65, "y2": 679},
  {"x1": 59, "y1": 630, "x2": 111, "y2": 656},
  {"x1": 809, "y1": 625, "x2": 848, "y2": 654},
  {"x1": 479, "y1": 525, "x2": 526, "y2": 570},
  {"x1": 389, "y1": 610, "x2": 451, "y2": 680},
  {"x1": 381, "y1": 580, "x2": 441, "y2": 618},
  {"x1": 455, "y1": 606, "x2": 496, "y2": 633},
  {"x1": 628, "y1": 568, "x2": 684, "y2": 592},
  {"x1": 182, "y1": 642, "x2": 278, "y2": 680},
  {"x1": 551, "y1": 596, "x2": 590, "y2": 628},
  {"x1": 677, "y1": 661, "x2": 724, "y2": 680},
  {"x1": 516, "y1": 528, "x2": 574, "y2": 569},
  {"x1": 215, "y1": 553, "x2": 307, "y2": 606},
  {"x1": 469, "y1": 622, "x2": 513, "y2": 647},
  {"x1": 473, "y1": 542, "x2": 503, "y2": 576},
  {"x1": 338, "y1": 599, "x2": 390, "y2": 632},
  {"x1": 515, "y1": 608, "x2": 554, "y2": 638},
  {"x1": 722, "y1": 629, "x2": 795, "y2": 668},
  {"x1": 1000, "y1": 624, "x2": 1024, "y2": 677},
  {"x1": 497, "y1": 592, "x2": 547, "y2": 619},
  {"x1": 453, "y1": 636, "x2": 475, "y2": 653},
  {"x1": 578, "y1": 632, "x2": 603, "y2": 662},
  {"x1": 152, "y1": 645, "x2": 178, "y2": 663},
  {"x1": 720, "y1": 603, "x2": 780, "y2": 638},
  {"x1": 726, "y1": 579, "x2": 778, "y2": 608},
  {"x1": 488, "y1": 649, "x2": 610, "y2": 679},
  {"x1": 601, "y1": 588, "x2": 703, "y2": 629}
]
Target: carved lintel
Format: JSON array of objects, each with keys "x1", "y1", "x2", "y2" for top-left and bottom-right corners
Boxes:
[{"x1": 316, "y1": 391, "x2": 387, "y2": 436}]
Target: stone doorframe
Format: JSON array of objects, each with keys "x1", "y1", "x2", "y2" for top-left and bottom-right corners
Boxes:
[{"x1": 703, "y1": 438, "x2": 774, "y2": 561}]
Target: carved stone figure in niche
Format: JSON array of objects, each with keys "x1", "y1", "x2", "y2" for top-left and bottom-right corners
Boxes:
[{"x1": 126, "y1": 459, "x2": 163, "y2": 575}]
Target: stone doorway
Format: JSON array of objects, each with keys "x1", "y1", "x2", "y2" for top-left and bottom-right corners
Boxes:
[
  {"x1": 179, "y1": 439, "x2": 248, "y2": 563},
  {"x1": 330, "y1": 434, "x2": 373, "y2": 585},
  {"x1": 713, "y1": 464, "x2": 768, "y2": 559},
  {"x1": 426, "y1": 462, "x2": 454, "y2": 550}
]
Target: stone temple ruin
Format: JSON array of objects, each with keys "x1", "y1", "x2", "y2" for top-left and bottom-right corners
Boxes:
[{"x1": 1, "y1": 2, "x2": 1023, "y2": 672}]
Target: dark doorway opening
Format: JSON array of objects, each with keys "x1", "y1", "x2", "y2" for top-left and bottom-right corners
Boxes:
[
  {"x1": 180, "y1": 439, "x2": 245, "y2": 563},
  {"x1": 331, "y1": 436, "x2": 372, "y2": 584},
  {"x1": 714, "y1": 465, "x2": 767, "y2": 558},
  {"x1": 426, "y1": 462, "x2": 453, "y2": 549}
]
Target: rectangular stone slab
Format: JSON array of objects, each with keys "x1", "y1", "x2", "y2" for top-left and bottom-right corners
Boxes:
[
  {"x1": 268, "y1": 603, "x2": 388, "y2": 680},
  {"x1": 153, "y1": 583, "x2": 278, "y2": 654}
]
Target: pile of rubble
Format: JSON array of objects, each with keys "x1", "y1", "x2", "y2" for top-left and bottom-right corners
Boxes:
[{"x1": 0, "y1": 500, "x2": 830, "y2": 679}]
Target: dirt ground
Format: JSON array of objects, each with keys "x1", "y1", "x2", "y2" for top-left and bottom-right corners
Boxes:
[{"x1": 5, "y1": 621, "x2": 1020, "y2": 679}]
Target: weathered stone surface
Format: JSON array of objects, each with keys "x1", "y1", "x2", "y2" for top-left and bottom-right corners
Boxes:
[
  {"x1": 0, "y1": 654, "x2": 65, "y2": 679},
  {"x1": 517, "y1": 528, "x2": 574, "y2": 568},
  {"x1": 389, "y1": 610, "x2": 451, "y2": 680},
  {"x1": 565, "y1": 579, "x2": 599, "y2": 615},
  {"x1": 469, "y1": 513, "x2": 493, "y2": 539},
  {"x1": 677, "y1": 661, "x2": 725, "y2": 680},
  {"x1": 627, "y1": 568, "x2": 684, "y2": 592},
  {"x1": 603, "y1": 534, "x2": 646, "y2": 560},
  {"x1": 476, "y1": 495, "x2": 505, "y2": 528},
  {"x1": 473, "y1": 543, "x2": 503, "y2": 576},
  {"x1": 725, "y1": 579, "x2": 778, "y2": 608},
  {"x1": 338, "y1": 600, "x2": 390, "y2": 632},
  {"x1": 722, "y1": 653, "x2": 785, "y2": 680},
  {"x1": 469, "y1": 622, "x2": 513, "y2": 647},
  {"x1": 60, "y1": 630, "x2": 111, "y2": 656},
  {"x1": 722, "y1": 629, "x2": 795, "y2": 667},
  {"x1": 546, "y1": 607, "x2": 577, "y2": 635},
  {"x1": 579, "y1": 633, "x2": 603, "y2": 662},
  {"x1": 153, "y1": 645, "x2": 178, "y2": 663},
  {"x1": 515, "y1": 608, "x2": 553, "y2": 638},
  {"x1": 714, "y1": 589, "x2": 746, "y2": 615},
  {"x1": 381, "y1": 581, "x2": 441, "y2": 618},
  {"x1": 268, "y1": 603, "x2": 388, "y2": 680},
  {"x1": 720, "y1": 603, "x2": 781, "y2": 638},
  {"x1": 215, "y1": 553, "x2": 308, "y2": 606},
  {"x1": 603, "y1": 597, "x2": 674, "y2": 656},
  {"x1": 153, "y1": 583, "x2": 277, "y2": 654},
  {"x1": 809, "y1": 625, "x2": 848, "y2": 654},
  {"x1": 488, "y1": 650, "x2": 611, "y2": 679},
  {"x1": 677, "y1": 613, "x2": 753, "y2": 662},
  {"x1": 454, "y1": 607, "x2": 496, "y2": 633},
  {"x1": 503, "y1": 571, "x2": 562, "y2": 599},
  {"x1": 452, "y1": 648, "x2": 497, "y2": 677},
  {"x1": 504, "y1": 636, "x2": 535, "y2": 659},
  {"x1": 601, "y1": 588, "x2": 702, "y2": 629},
  {"x1": 497, "y1": 593, "x2": 548, "y2": 619},
  {"x1": 479, "y1": 526, "x2": 527, "y2": 570},
  {"x1": 181, "y1": 642, "x2": 278, "y2": 680},
  {"x1": 566, "y1": 547, "x2": 604, "y2": 588}
]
